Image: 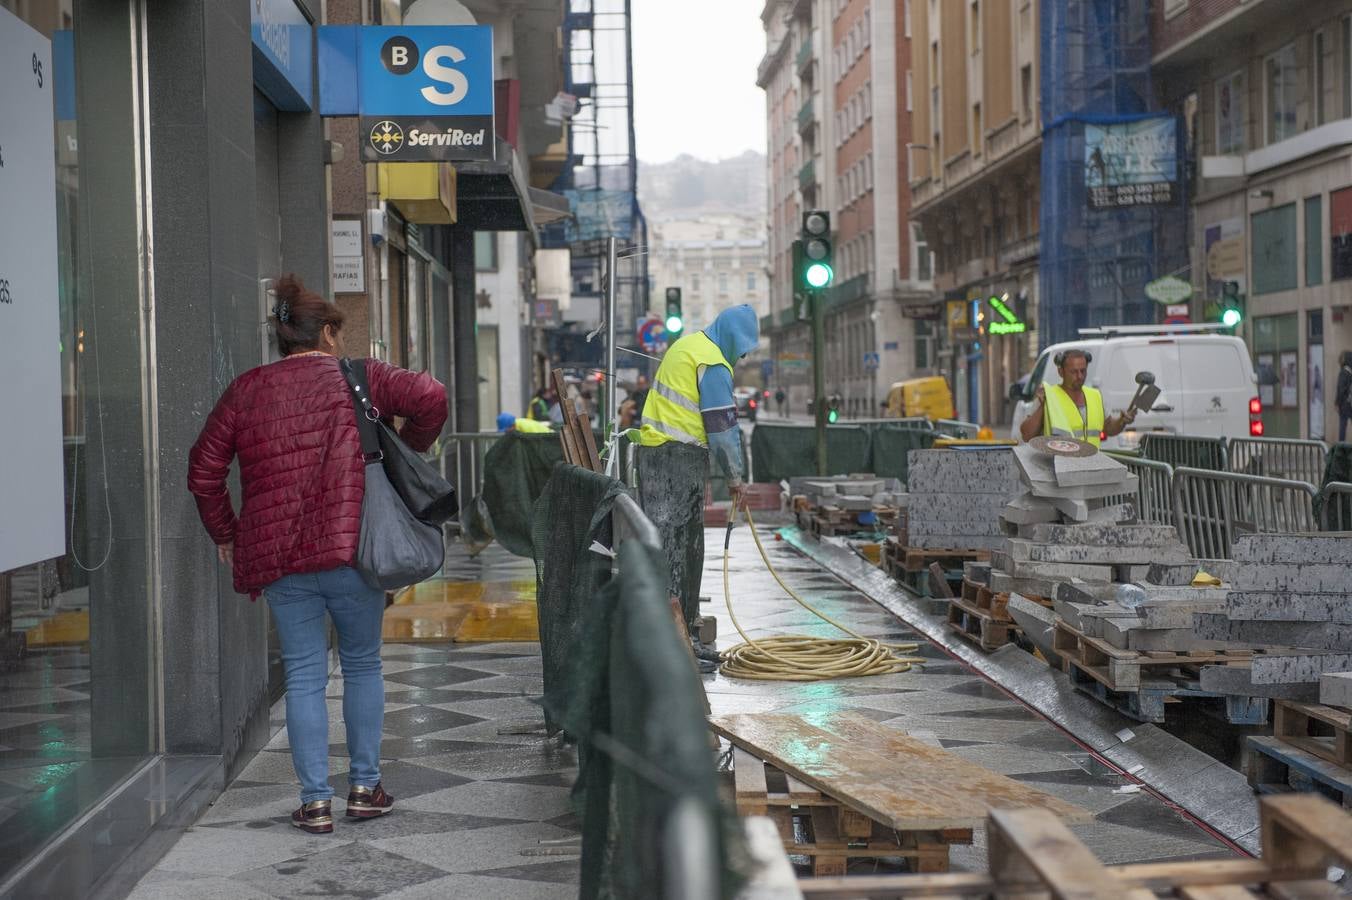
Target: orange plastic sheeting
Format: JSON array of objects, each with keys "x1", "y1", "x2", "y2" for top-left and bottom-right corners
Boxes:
[
  {"x1": 23, "y1": 610, "x2": 90, "y2": 648},
  {"x1": 382, "y1": 579, "x2": 538, "y2": 643}
]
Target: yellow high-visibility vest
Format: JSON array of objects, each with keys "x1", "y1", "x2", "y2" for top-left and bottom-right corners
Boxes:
[
  {"x1": 638, "y1": 332, "x2": 731, "y2": 448},
  {"x1": 1044, "y1": 384, "x2": 1104, "y2": 446},
  {"x1": 514, "y1": 418, "x2": 553, "y2": 434}
]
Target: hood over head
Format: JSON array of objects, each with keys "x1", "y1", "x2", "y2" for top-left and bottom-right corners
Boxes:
[{"x1": 704, "y1": 304, "x2": 759, "y2": 367}]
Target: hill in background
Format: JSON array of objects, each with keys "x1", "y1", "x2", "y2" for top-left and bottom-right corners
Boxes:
[{"x1": 638, "y1": 150, "x2": 766, "y2": 221}]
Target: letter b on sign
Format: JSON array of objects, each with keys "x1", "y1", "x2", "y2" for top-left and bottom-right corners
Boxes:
[{"x1": 381, "y1": 36, "x2": 419, "y2": 74}]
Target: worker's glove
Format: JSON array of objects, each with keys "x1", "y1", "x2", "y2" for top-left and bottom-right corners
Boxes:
[
  {"x1": 1121, "y1": 406, "x2": 1138, "y2": 423},
  {"x1": 729, "y1": 482, "x2": 748, "y2": 511}
]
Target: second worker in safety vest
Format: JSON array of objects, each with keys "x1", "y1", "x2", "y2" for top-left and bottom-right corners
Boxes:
[
  {"x1": 1018, "y1": 347, "x2": 1136, "y2": 447},
  {"x1": 636, "y1": 304, "x2": 759, "y2": 668}
]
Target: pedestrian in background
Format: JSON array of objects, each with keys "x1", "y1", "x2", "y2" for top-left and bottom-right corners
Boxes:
[
  {"x1": 187, "y1": 275, "x2": 447, "y2": 834},
  {"x1": 775, "y1": 386, "x2": 786, "y2": 417},
  {"x1": 1337, "y1": 351, "x2": 1352, "y2": 442}
]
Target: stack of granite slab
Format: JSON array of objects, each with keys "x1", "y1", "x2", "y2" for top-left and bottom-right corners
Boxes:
[
  {"x1": 902, "y1": 449, "x2": 1021, "y2": 551},
  {"x1": 1191, "y1": 533, "x2": 1352, "y2": 701},
  {"x1": 1001, "y1": 443, "x2": 1138, "y2": 531},
  {"x1": 788, "y1": 475, "x2": 905, "y2": 513}
]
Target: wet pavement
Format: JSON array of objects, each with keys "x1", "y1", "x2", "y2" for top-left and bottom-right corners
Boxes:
[
  {"x1": 704, "y1": 525, "x2": 1239, "y2": 874},
  {"x1": 125, "y1": 524, "x2": 1241, "y2": 898}
]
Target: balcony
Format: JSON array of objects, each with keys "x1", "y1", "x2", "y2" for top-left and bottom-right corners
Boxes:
[
  {"x1": 910, "y1": 176, "x2": 941, "y2": 209},
  {"x1": 998, "y1": 233, "x2": 1041, "y2": 270},
  {"x1": 795, "y1": 38, "x2": 814, "y2": 75},
  {"x1": 797, "y1": 97, "x2": 816, "y2": 135},
  {"x1": 756, "y1": 33, "x2": 791, "y2": 87},
  {"x1": 797, "y1": 159, "x2": 816, "y2": 190}
]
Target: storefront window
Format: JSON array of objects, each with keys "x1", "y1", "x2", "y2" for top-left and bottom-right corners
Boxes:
[
  {"x1": 1251, "y1": 203, "x2": 1297, "y2": 295},
  {"x1": 0, "y1": 4, "x2": 155, "y2": 881},
  {"x1": 1331, "y1": 186, "x2": 1352, "y2": 280}
]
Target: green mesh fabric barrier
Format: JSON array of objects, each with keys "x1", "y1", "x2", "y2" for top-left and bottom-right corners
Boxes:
[
  {"x1": 1317, "y1": 442, "x2": 1352, "y2": 529},
  {"x1": 868, "y1": 425, "x2": 938, "y2": 481},
  {"x1": 554, "y1": 540, "x2": 747, "y2": 899},
  {"x1": 532, "y1": 465, "x2": 629, "y2": 733},
  {"x1": 749, "y1": 423, "x2": 874, "y2": 483},
  {"x1": 481, "y1": 432, "x2": 564, "y2": 557}
]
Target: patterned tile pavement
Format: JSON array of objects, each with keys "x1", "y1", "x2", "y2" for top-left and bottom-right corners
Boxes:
[{"x1": 126, "y1": 525, "x2": 1239, "y2": 896}]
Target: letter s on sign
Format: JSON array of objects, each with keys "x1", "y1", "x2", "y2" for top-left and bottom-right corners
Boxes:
[{"x1": 420, "y1": 45, "x2": 469, "y2": 106}]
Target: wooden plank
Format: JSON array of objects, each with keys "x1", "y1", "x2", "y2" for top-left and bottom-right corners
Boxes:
[
  {"x1": 1274, "y1": 701, "x2": 1352, "y2": 769},
  {"x1": 1260, "y1": 793, "x2": 1352, "y2": 875},
  {"x1": 733, "y1": 748, "x2": 768, "y2": 816},
  {"x1": 1177, "y1": 887, "x2": 1261, "y2": 900},
  {"x1": 928, "y1": 562, "x2": 955, "y2": 599},
  {"x1": 807, "y1": 807, "x2": 847, "y2": 877},
  {"x1": 708, "y1": 712, "x2": 1088, "y2": 831},
  {"x1": 987, "y1": 806, "x2": 1154, "y2": 900},
  {"x1": 782, "y1": 772, "x2": 821, "y2": 805},
  {"x1": 574, "y1": 399, "x2": 603, "y2": 472}
]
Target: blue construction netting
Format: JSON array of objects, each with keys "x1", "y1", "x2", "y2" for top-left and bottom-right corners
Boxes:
[{"x1": 1038, "y1": 0, "x2": 1190, "y2": 347}]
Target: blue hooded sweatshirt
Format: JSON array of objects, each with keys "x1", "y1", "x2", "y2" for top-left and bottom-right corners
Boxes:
[{"x1": 698, "y1": 304, "x2": 759, "y2": 484}]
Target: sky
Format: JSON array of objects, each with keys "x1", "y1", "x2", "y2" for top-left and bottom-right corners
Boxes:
[{"x1": 631, "y1": 1, "x2": 768, "y2": 164}]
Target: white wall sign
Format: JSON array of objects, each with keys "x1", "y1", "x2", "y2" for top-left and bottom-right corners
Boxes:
[
  {"x1": 0, "y1": 9, "x2": 65, "y2": 573},
  {"x1": 331, "y1": 218, "x2": 365, "y2": 293}
]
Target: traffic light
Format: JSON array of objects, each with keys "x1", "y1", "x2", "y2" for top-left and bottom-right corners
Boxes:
[
  {"x1": 1220, "y1": 281, "x2": 1243, "y2": 328},
  {"x1": 799, "y1": 211, "x2": 833, "y2": 290},
  {"x1": 826, "y1": 394, "x2": 840, "y2": 424},
  {"x1": 664, "y1": 287, "x2": 684, "y2": 334}
]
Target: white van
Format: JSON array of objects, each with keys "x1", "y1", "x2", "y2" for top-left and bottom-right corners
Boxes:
[{"x1": 1007, "y1": 325, "x2": 1261, "y2": 450}]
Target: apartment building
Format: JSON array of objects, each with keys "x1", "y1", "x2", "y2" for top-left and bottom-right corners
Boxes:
[
  {"x1": 760, "y1": 0, "x2": 931, "y2": 418},
  {"x1": 648, "y1": 214, "x2": 770, "y2": 334},
  {"x1": 908, "y1": 0, "x2": 1041, "y2": 426},
  {"x1": 1155, "y1": 0, "x2": 1352, "y2": 440}
]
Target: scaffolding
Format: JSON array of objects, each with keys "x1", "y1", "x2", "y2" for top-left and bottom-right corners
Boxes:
[
  {"x1": 541, "y1": 0, "x2": 651, "y2": 369},
  {"x1": 1038, "y1": 0, "x2": 1189, "y2": 346}
]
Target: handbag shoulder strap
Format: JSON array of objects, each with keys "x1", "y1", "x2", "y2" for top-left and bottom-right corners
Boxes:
[{"x1": 339, "y1": 357, "x2": 383, "y2": 461}]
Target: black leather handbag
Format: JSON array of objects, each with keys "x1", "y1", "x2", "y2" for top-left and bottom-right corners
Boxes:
[{"x1": 340, "y1": 358, "x2": 458, "y2": 526}]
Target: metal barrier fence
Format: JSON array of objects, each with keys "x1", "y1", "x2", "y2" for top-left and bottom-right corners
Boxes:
[
  {"x1": 1103, "y1": 454, "x2": 1174, "y2": 525},
  {"x1": 1170, "y1": 467, "x2": 1318, "y2": 559},
  {"x1": 1227, "y1": 437, "x2": 1327, "y2": 486},
  {"x1": 431, "y1": 431, "x2": 502, "y2": 498},
  {"x1": 1318, "y1": 481, "x2": 1352, "y2": 531},
  {"x1": 1140, "y1": 433, "x2": 1228, "y2": 471}
]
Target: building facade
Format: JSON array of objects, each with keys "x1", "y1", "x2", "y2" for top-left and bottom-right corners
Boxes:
[
  {"x1": 0, "y1": 1, "x2": 565, "y2": 894},
  {"x1": 1154, "y1": 0, "x2": 1352, "y2": 440},
  {"x1": 760, "y1": 0, "x2": 932, "y2": 419},
  {"x1": 647, "y1": 214, "x2": 770, "y2": 336},
  {"x1": 908, "y1": 0, "x2": 1042, "y2": 427}
]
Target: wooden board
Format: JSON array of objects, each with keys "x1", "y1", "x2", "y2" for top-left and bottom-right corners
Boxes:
[
  {"x1": 709, "y1": 711, "x2": 1089, "y2": 831},
  {"x1": 794, "y1": 794, "x2": 1349, "y2": 898},
  {"x1": 1273, "y1": 701, "x2": 1352, "y2": 769}
]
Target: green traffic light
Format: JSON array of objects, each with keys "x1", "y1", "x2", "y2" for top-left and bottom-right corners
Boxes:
[
  {"x1": 805, "y1": 262, "x2": 833, "y2": 289},
  {"x1": 827, "y1": 408, "x2": 839, "y2": 424},
  {"x1": 1221, "y1": 307, "x2": 1242, "y2": 328},
  {"x1": 666, "y1": 315, "x2": 684, "y2": 333}
]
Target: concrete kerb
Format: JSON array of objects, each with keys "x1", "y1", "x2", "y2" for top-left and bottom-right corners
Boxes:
[{"x1": 778, "y1": 526, "x2": 1262, "y2": 854}]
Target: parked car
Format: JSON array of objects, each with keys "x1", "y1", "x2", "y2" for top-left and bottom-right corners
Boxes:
[
  {"x1": 733, "y1": 387, "x2": 758, "y2": 421},
  {"x1": 1007, "y1": 324, "x2": 1260, "y2": 450}
]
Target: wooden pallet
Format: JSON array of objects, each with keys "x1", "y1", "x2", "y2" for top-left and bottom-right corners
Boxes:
[
  {"x1": 900, "y1": 546, "x2": 991, "y2": 574},
  {"x1": 1248, "y1": 735, "x2": 1352, "y2": 808},
  {"x1": 1063, "y1": 662, "x2": 1268, "y2": 725},
  {"x1": 1052, "y1": 620, "x2": 1255, "y2": 692},
  {"x1": 1273, "y1": 701, "x2": 1352, "y2": 769},
  {"x1": 796, "y1": 793, "x2": 1351, "y2": 898},
  {"x1": 732, "y1": 748, "x2": 966, "y2": 876},
  {"x1": 946, "y1": 596, "x2": 1014, "y2": 653}
]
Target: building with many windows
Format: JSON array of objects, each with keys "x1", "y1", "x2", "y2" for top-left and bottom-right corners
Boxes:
[
  {"x1": 759, "y1": 0, "x2": 932, "y2": 419},
  {"x1": 647, "y1": 214, "x2": 770, "y2": 337},
  {"x1": 908, "y1": 0, "x2": 1042, "y2": 426},
  {"x1": 1154, "y1": 0, "x2": 1352, "y2": 440}
]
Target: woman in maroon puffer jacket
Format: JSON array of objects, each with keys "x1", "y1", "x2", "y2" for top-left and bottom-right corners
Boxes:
[{"x1": 188, "y1": 275, "x2": 447, "y2": 835}]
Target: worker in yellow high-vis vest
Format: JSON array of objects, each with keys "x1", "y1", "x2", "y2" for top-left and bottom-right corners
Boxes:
[
  {"x1": 1018, "y1": 347, "x2": 1136, "y2": 446},
  {"x1": 636, "y1": 304, "x2": 759, "y2": 670}
]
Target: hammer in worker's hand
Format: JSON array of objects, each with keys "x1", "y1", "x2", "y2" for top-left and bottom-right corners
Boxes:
[{"x1": 1128, "y1": 371, "x2": 1161, "y2": 413}]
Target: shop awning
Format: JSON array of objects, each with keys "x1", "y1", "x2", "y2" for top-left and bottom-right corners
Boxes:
[{"x1": 455, "y1": 138, "x2": 569, "y2": 237}]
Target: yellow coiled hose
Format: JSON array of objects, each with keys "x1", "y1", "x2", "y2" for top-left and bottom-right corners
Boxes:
[{"x1": 718, "y1": 507, "x2": 923, "y2": 681}]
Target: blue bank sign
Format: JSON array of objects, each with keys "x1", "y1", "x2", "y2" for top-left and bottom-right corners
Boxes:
[
  {"x1": 251, "y1": 0, "x2": 313, "y2": 111},
  {"x1": 319, "y1": 25, "x2": 494, "y2": 162}
]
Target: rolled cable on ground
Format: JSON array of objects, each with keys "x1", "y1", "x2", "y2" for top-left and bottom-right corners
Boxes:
[{"x1": 718, "y1": 506, "x2": 923, "y2": 681}]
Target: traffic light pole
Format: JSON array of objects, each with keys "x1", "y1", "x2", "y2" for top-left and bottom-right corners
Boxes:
[{"x1": 812, "y1": 288, "x2": 827, "y2": 476}]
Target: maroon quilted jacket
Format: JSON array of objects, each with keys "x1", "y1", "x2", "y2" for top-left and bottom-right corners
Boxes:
[{"x1": 188, "y1": 354, "x2": 448, "y2": 596}]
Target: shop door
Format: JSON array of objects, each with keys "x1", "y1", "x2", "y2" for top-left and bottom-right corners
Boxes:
[{"x1": 254, "y1": 91, "x2": 287, "y2": 701}]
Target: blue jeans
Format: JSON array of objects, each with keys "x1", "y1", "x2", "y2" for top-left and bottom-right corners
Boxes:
[{"x1": 265, "y1": 566, "x2": 386, "y2": 804}]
